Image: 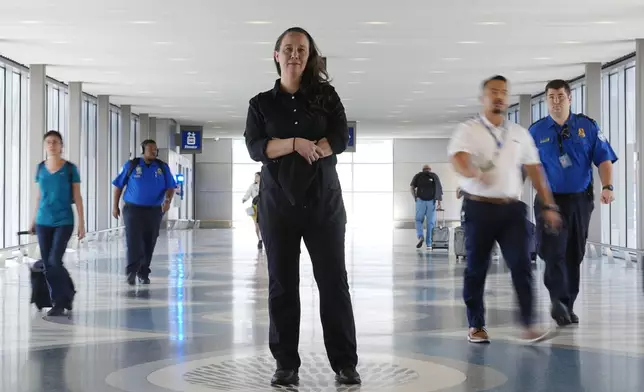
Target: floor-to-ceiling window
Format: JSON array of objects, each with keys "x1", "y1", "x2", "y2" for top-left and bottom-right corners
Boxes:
[
  {"x1": 231, "y1": 139, "x2": 394, "y2": 228},
  {"x1": 601, "y1": 64, "x2": 636, "y2": 248},
  {"x1": 108, "y1": 107, "x2": 121, "y2": 228},
  {"x1": 0, "y1": 65, "x2": 28, "y2": 248},
  {"x1": 82, "y1": 98, "x2": 98, "y2": 232}
]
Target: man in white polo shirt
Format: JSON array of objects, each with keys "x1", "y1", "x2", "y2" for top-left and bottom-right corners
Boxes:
[{"x1": 448, "y1": 75, "x2": 562, "y2": 344}]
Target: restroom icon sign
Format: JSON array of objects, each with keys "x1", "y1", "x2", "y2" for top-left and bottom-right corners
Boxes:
[{"x1": 180, "y1": 129, "x2": 202, "y2": 152}]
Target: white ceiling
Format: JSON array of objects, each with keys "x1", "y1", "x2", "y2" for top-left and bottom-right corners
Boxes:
[{"x1": 0, "y1": 0, "x2": 643, "y2": 138}]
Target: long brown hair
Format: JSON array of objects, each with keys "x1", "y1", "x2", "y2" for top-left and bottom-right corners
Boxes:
[{"x1": 273, "y1": 27, "x2": 330, "y2": 90}]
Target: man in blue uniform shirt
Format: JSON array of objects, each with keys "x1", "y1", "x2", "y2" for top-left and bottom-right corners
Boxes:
[
  {"x1": 529, "y1": 79, "x2": 617, "y2": 326},
  {"x1": 112, "y1": 139, "x2": 177, "y2": 285}
]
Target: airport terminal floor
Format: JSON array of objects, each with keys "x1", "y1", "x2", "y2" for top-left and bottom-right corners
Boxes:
[{"x1": 0, "y1": 227, "x2": 642, "y2": 392}]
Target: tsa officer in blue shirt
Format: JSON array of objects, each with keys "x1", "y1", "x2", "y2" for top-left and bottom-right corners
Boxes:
[
  {"x1": 530, "y1": 79, "x2": 617, "y2": 326},
  {"x1": 112, "y1": 139, "x2": 177, "y2": 285}
]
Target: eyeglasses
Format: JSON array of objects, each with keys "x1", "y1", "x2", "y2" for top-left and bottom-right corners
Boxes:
[{"x1": 556, "y1": 124, "x2": 570, "y2": 155}]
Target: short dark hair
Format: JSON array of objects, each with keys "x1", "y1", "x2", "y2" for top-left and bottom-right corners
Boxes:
[
  {"x1": 43, "y1": 130, "x2": 63, "y2": 143},
  {"x1": 545, "y1": 79, "x2": 571, "y2": 95},
  {"x1": 141, "y1": 139, "x2": 157, "y2": 148},
  {"x1": 482, "y1": 75, "x2": 508, "y2": 90}
]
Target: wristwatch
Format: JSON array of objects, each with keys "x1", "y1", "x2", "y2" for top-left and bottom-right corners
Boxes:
[{"x1": 602, "y1": 185, "x2": 614, "y2": 191}]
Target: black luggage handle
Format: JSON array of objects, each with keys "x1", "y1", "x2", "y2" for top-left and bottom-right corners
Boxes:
[{"x1": 17, "y1": 231, "x2": 32, "y2": 236}]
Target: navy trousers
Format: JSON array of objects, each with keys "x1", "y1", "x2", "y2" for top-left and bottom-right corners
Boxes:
[
  {"x1": 535, "y1": 193, "x2": 593, "y2": 311},
  {"x1": 36, "y1": 224, "x2": 75, "y2": 308},
  {"x1": 124, "y1": 204, "x2": 163, "y2": 277},
  {"x1": 462, "y1": 199, "x2": 535, "y2": 328}
]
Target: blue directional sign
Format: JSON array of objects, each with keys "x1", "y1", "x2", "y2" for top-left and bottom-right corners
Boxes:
[
  {"x1": 179, "y1": 127, "x2": 203, "y2": 154},
  {"x1": 346, "y1": 121, "x2": 357, "y2": 152}
]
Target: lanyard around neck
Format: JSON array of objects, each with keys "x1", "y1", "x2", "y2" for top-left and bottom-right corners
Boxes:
[{"x1": 479, "y1": 115, "x2": 507, "y2": 156}]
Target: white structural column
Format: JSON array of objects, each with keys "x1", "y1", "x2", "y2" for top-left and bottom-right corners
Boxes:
[
  {"x1": 584, "y1": 62, "x2": 603, "y2": 243},
  {"x1": 518, "y1": 94, "x2": 534, "y2": 218},
  {"x1": 149, "y1": 116, "x2": 157, "y2": 141},
  {"x1": 28, "y1": 65, "x2": 47, "y2": 223},
  {"x1": 97, "y1": 95, "x2": 110, "y2": 230},
  {"x1": 121, "y1": 104, "x2": 132, "y2": 162},
  {"x1": 636, "y1": 40, "x2": 644, "y2": 253},
  {"x1": 139, "y1": 113, "x2": 150, "y2": 142},
  {"x1": 68, "y1": 82, "x2": 82, "y2": 164}
]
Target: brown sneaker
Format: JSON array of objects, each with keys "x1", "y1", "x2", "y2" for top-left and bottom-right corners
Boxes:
[{"x1": 467, "y1": 327, "x2": 490, "y2": 343}]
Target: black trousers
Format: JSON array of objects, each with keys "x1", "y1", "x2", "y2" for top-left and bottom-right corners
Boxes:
[
  {"x1": 535, "y1": 193, "x2": 593, "y2": 311},
  {"x1": 258, "y1": 191, "x2": 358, "y2": 372},
  {"x1": 462, "y1": 199, "x2": 535, "y2": 327},
  {"x1": 124, "y1": 204, "x2": 163, "y2": 277}
]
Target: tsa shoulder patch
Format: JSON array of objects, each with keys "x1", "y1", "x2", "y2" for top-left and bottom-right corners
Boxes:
[{"x1": 598, "y1": 130, "x2": 607, "y2": 142}]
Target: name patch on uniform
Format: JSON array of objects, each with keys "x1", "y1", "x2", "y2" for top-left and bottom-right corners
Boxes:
[
  {"x1": 135, "y1": 166, "x2": 142, "y2": 177},
  {"x1": 578, "y1": 128, "x2": 585, "y2": 138},
  {"x1": 540, "y1": 137, "x2": 550, "y2": 143}
]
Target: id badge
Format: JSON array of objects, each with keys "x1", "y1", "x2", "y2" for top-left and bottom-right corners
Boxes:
[{"x1": 559, "y1": 154, "x2": 572, "y2": 168}]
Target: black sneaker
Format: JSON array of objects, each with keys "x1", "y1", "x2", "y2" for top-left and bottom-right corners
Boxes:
[
  {"x1": 416, "y1": 237, "x2": 424, "y2": 249},
  {"x1": 46, "y1": 306, "x2": 66, "y2": 317},
  {"x1": 551, "y1": 300, "x2": 572, "y2": 326},
  {"x1": 335, "y1": 367, "x2": 361, "y2": 385},
  {"x1": 126, "y1": 272, "x2": 136, "y2": 286},
  {"x1": 270, "y1": 369, "x2": 298, "y2": 386},
  {"x1": 139, "y1": 276, "x2": 151, "y2": 285},
  {"x1": 570, "y1": 312, "x2": 579, "y2": 324},
  {"x1": 257, "y1": 240, "x2": 263, "y2": 250}
]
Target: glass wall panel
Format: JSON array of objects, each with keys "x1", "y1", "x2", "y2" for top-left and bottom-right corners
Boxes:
[
  {"x1": 625, "y1": 66, "x2": 637, "y2": 248},
  {"x1": 87, "y1": 101, "x2": 98, "y2": 232},
  {"x1": 109, "y1": 109, "x2": 121, "y2": 228},
  {"x1": 0, "y1": 67, "x2": 5, "y2": 246},
  {"x1": 353, "y1": 164, "x2": 393, "y2": 192},
  {"x1": 19, "y1": 73, "x2": 29, "y2": 233},
  {"x1": 352, "y1": 140, "x2": 393, "y2": 163},
  {"x1": 80, "y1": 100, "x2": 89, "y2": 228},
  {"x1": 600, "y1": 75, "x2": 611, "y2": 243}
]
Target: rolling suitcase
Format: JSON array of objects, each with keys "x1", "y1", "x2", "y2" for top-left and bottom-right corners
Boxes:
[
  {"x1": 527, "y1": 219, "x2": 537, "y2": 262},
  {"x1": 18, "y1": 231, "x2": 76, "y2": 311},
  {"x1": 431, "y1": 208, "x2": 449, "y2": 249},
  {"x1": 17, "y1": 231, "x2": 52, "y2": 310},
  {"x1": 454, "y1": 226, "x2": 466, "y2": 260}
]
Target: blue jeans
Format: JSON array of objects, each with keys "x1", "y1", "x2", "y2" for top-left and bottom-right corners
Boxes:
[
  {"x1": 415, "y1": 199, "x2": 436, "y2": 244},
  {"x1": 35, "y1": 224, "x2": 75, "y2": 308}
]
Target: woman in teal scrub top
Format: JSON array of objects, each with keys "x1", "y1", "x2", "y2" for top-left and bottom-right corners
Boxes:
[{"x1": 30, "y1": 130, "x2": 85, "y2": 316}]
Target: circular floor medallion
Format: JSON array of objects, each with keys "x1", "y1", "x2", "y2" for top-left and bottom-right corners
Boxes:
[{"x1": 147, "y1": 352, "x2": 467, "y2": 392}]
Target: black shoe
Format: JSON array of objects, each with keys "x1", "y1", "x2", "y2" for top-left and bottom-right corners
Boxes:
[
  {"x1": 335, "y1": 367, "x2": 361, "y2": 385},
  {"x1": 551, "y1": 301, "x2": 572, "y2": 326},
  {"x1": 46, "y1": 306, "x2": 66, "y2": 317},
  {"x1": 416, "y1": 237, "x2": 424, "y2": 249},
  {"x1": 270, "y1": 369, "x2": 298, "y2": 386},
  {"x1": 126, "y1": 272, "x2": 136, "y2": 286},
  {"x1": 570, "y1": 312, "x2": 579, "y2": 324},
  {"x1": 138, "y1": 276, "x2": 151, "y2": 285},
  {"x1": 257, "y1": 240, "x2": 263, "y2": 250}
]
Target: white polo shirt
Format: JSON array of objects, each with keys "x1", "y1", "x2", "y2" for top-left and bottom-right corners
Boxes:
[{"x1": 447, "y1": 114, "x2": 540, "y2": 199}]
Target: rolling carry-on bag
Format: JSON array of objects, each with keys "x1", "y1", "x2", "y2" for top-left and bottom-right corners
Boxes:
[
  {"x1": 431, "y1": 208, "x2": 449, "y2": 249},
  {"x1": 18, "y1": 231, "x2": 76, "y2": 311},
  {"x1": 527, "y1": 219, "x2": 537, "y2": 261},
  {"x1": 18, "y1": 231, "x2": 52, "y2": 310},
  {"x1": 454, "y1": 226, "x2": 466, "y2": 260}
]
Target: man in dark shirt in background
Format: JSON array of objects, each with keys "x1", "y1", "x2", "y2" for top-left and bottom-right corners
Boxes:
[{"x1": 410, "y1": 165, "x2": 443, "y2": 250}]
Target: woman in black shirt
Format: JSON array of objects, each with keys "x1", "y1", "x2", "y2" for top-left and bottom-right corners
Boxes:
[{"x1": 244, "y1": 27, "x2": 360, "y2": 386}]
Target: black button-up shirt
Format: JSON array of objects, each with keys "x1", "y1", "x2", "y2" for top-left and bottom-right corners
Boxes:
[{"x1": 244, "y1": 79, "x2": 349, "y2": 223}]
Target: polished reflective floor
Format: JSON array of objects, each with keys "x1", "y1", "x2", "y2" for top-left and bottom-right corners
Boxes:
[{"x1": 0, "y1": 227, "x2": 643, "y2": 391}]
